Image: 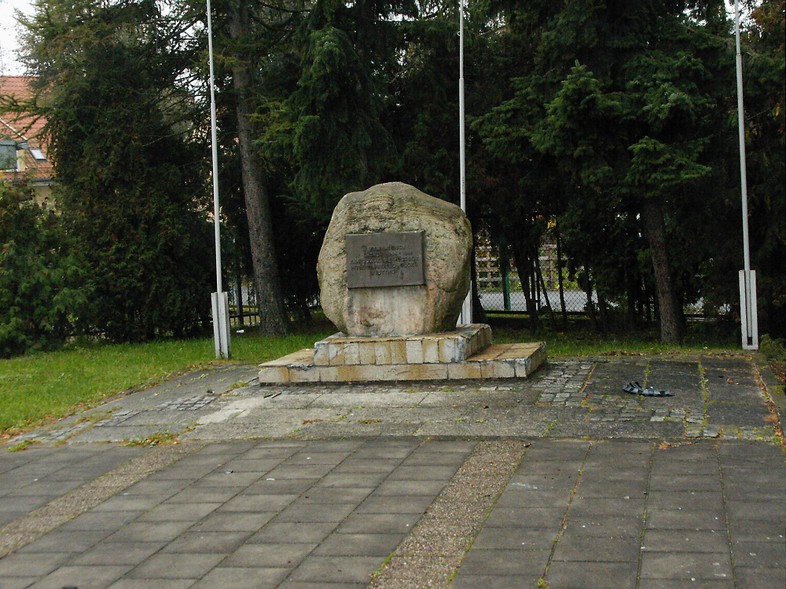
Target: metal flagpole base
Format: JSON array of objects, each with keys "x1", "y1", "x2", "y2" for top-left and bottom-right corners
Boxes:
[
  {"x1": 738, "y1": 270, "x2": 758, "y2": 350},
  {"x1": 211, "y1": 291, "x2": 231, "y2": 359}
]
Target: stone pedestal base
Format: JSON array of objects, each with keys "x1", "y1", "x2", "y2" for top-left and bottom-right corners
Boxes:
[
  {"x1": 313, "y1": 324, "x2": 491, "y2": 367},
  {"x1": 258, "y1": 324, "x2": 546, "y2": 385}
]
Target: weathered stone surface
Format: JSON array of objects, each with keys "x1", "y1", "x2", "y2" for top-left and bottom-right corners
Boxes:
[
  {"x1": 312, "y1": 325, "x2": 492, "y2": 367},
  {"x1": 256, "y1": 341, "x2": 548, "y2": 384},
  {"x1": 317, "y1": 182, "x2": 472, "y2": 336}
]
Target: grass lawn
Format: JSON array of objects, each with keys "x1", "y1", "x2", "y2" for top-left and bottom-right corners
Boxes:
[
  {"x1": 490, "y1": 319, "x2": 740, "y2": 357},
  {"x1": 0, "y1": 323, "x2": 332, "y2": 438},
  {"x1": 0, "y1": 317, "x2": 745, "y2": 439}
]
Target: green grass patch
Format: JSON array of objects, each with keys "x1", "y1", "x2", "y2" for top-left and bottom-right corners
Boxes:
[
  {"x1": 489, "y1": 317, "x2": 739, "y2": 358},
  {"x1": 759, "y1": 335, "x2": 786, "y2": 384},
  {"x1": 229, "y1": 322, "x2": 332, "y2": 363},
  {"x1": 8, "y1": 439, "x2": 37, "y2": 452},
  {"x1": 124, "y1": 431, "x2": 181, "y2": 447},
  {"x1": 0, "y1": 315, "x2": 745, "y2": 439},
  {"x1": 0, "y1": 322, "x2": 332, "y2": 438}
]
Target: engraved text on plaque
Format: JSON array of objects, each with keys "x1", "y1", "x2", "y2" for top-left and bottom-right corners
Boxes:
[{"x1": 346, "y1": 232, "x2": 425, "y2": 288}]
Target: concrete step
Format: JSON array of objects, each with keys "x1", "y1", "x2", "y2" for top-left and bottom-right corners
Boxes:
[{"x1": 258, "y1": 341, "x2": 546, "y2": 385}]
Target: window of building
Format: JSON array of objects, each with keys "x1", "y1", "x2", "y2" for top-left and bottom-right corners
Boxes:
[{"x1": 0, "y1": 140, "x2": 17, "y2": 171}]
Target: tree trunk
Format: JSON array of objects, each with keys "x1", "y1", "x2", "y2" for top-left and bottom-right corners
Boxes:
[
  {"x1": 640, "y1": 198, "x2": 682, "y2": 344},
  {"x1": 236, "y1": 268, "x2": 244, "y2": 328},
  {"x1": 583, "y1": 269, "x2": 597, "y2": 331},
  {"x1": 470, "y1": 243, "x2": 487, "y2": 324},
  {"x1": 512, "y1": 240, "x2": 539, "y2": 330},
  {"x1": 626, "y1": 283, "x2": 636, "y2": 331},
  {"x1": 598, "y1": 292, "x2": 608, "y2": 334},
  {"x1": 228, "y1": 3, "x2": 289, "y2": 335},
  {"x1": 535, "y1": 255, "x2": 556, "y2": 328},
  {"x1": 555, "y1": 227, "x2": 568, "y2": 330}
]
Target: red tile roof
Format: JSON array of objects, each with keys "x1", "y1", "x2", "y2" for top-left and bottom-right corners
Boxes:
[{"x1": 1, "y1": 75, "x2": 53, "y2": 183}]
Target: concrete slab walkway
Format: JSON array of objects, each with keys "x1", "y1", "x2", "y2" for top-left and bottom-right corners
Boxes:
[{"x1": 0, "y1": 354, "x2": 783, "y2": 589}]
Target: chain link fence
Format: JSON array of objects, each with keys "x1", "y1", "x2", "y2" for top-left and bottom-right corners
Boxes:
[
  {"x1": 228, "y1": 229, "x2": 730, "y2": 330},
  {"x1": 226, "y1": 280, "x2": 260, "y2": 330},
  {"x1": 474, "y1": 229, "x2": 730, "y2": 323},
  {"x1": 475, "y1": 230, "x2": 594, "y2": 317}
]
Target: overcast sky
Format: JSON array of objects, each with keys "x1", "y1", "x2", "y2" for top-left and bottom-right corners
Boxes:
[{"x1": 0, "y1": 0, "x2": 33, "y2": 75}]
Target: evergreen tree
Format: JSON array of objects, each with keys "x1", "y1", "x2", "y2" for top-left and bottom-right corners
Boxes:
[
  {"x1": 0, "y1": 181, "x2": 86, "y2": 356},
  {"x1": 476, "y1": 0, "x2": 735, "y2": 342},
  {"x1": 738, "y1": 0, "x2": 785, "y2": 337},
  {"x1": 21, "y1": 0, "x2": 214, "y2": 341},
  {"x1": 226, "y1": 0, "x2": 291, "y2": 334}
]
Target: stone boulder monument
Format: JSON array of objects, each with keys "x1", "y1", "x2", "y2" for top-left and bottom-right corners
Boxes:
[
  {"x1": 317, "y1": 182, "x2": 472, "y2": 337},
  {"x1": 258, "y1": 182, "x2": 546, "y2": 384}
]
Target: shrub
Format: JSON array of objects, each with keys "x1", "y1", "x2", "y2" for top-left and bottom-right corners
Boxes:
[{"x1": 0, "y1": 182, "x2": 87, "y2": 357}]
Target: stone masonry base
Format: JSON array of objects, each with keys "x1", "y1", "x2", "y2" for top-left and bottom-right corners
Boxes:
[{"x1": 258, "y1": 324, "x2": 546, "y2": 384}]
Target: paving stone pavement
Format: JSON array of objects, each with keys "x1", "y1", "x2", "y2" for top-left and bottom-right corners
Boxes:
[{"x1": 0, "y1": 354, "x2": 784, "y2": 589}]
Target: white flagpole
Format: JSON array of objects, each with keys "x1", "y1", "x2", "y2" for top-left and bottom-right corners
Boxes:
[
  {"x1": 207, "y1": 0, "x2": 231, "y2": 358},
  {"x1": 459, "y1": 0, "x2": 472, "y2": 325},
  {"x1": 734, "y1": 0, "x2": 757, "y2": 350}
]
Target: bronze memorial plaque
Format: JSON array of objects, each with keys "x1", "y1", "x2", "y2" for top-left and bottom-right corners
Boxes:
[{"x1": 346, "y1": 231, "x2": 425, "y2": 289}]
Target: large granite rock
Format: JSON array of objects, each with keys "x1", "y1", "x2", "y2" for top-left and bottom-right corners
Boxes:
[{"x1": 318, "y1": 182, "x2": 472, "y2": 337}]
